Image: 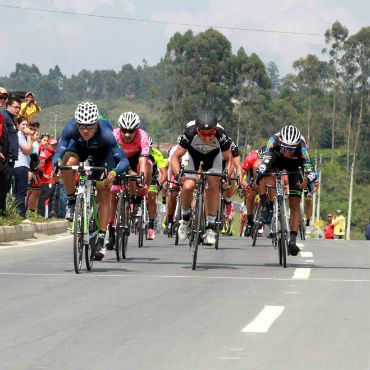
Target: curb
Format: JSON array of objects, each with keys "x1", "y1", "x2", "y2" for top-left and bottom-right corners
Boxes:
[{"x1": 0, "y1": 220, "x2": 70, "y2": 243}]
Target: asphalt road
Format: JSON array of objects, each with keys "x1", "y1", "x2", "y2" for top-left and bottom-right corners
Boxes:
[{"x1": 0, "y1": 233, "x2": 369, "y2": 370}]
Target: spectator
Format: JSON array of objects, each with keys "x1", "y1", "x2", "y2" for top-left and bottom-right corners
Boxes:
[
  {"x1": 0, "y1": 87, "x2": 10, "y2": 215},
  {"x1": 13, "y1": 117, "x2": 34, "y2": 222},
  {"x1": 365, "y1": 218, "x2": 370, "y2": 240},
  {"x1": 37, "y1": 138, "x2": 58, "y2": 218},
  {"x1": 29, "y1": 121, "x2": 40, "y2": 153},
  {"x1": 28, "y1": 133, "x2": 49, "y2": 212},
  {"x1": 0, "y1": 97, "x2": 21, "y2": 215},
  {"x1": 239, "y1": 200, "x2": 248, "y2": 237},
  {"x1": 331, "y1": 210, "x2": 346, "y2": 240},
  {"x1": 324, "y1": 213, "x2": 334, "y2": 239},
  {"x1": 19, "y1": 92, "x2": 42, "y2": 123}
]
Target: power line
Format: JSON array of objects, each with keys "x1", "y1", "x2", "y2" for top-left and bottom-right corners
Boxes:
[{"x1": 0, "y1": 3, "x2": 324, "y2": 37}]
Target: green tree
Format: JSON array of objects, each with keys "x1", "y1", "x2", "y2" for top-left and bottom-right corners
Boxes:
[{"x1": 322, "y1": 21, "x2": 349, "y2": 162}]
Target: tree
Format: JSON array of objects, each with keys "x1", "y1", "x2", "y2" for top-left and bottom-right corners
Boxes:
[
  {"x1": 292, "y1": 54, "x2": 329, "y2": 146},
  {"x1": 323, "y1": 21, "x2": 348, "y2": 162},
  {"x1": 266, "y1": 61, "x2": 281, "y2": 99}
]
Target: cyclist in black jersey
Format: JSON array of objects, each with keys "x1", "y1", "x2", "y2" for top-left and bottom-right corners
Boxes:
[
  {"x1": 256, "y1": 125, "x2": 317, "y2": 256},
  {"x1": 171, "y1": 111, "x2": 233, "y2": 246}
]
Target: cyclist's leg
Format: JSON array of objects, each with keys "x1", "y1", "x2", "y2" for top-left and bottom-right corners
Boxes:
[
  {"x1": 287, "y1": 168, "x2": 302, "y2": 256},
  {"x1": 305, "y1": 191, "x2": 312, "y2": 231},
  {"x1": 106, "y1": 178, "x2": 119, "y2": 249},
  {"x1": 147, "y1": 184, "x2": 158, "y2": 240},
  {"x1": 178, "y1": 153, "x2": 196, "y2": 240},
  {"x1": 61, "y1": 144, "x2": 87, "y2": 220},
  {"x1": 92, "y1": 148, "x2": 115, "y2": 260}
]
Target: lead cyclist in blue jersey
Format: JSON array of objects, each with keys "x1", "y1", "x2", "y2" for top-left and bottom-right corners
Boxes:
[{"x1": 53, "y1": 102, "x2": 129, "y2": 260}]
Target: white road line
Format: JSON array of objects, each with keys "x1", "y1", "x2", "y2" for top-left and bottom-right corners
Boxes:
[
  {"x1": 305, "y1": 259, "x2": 314, "y2": 263},
  {"x1": 0, "y1": 272, "x2": 368, "y2": 283},
  {"x1": 284, "y1": 291, "x2": 300, "y2": 294},
  {"x1": 0, "y1": 235, "x2": 72, "y2": 250},
  {"x1": 300, "y1": 251, "x2": 313, "y2": 258},
  {"x1": 241, "y1": 305, "x2": 285, "y2": 333},
  {"x1": 219, "y1": 357, "x2": 241, "y2": 360},
  {"x1": 297, "y1": 242, "x2": 304, "y2": 248},
  {"x1": 292, "y1": 268, "x2": 311, "y2": 279}
]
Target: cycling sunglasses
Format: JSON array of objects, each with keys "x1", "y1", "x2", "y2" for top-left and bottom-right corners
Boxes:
[
  {"x1": 77, "y1": 123, "x2": 96, "y2": 130},
  {"x1": 121, "y1": 128, "x2": 137, "y2": 135},
  {"x1": 281, "y1": 145, "x2": 297, "y2": 151},
  {"x1": 197, "y1": 129, "x2": 216, "y2": 137}
]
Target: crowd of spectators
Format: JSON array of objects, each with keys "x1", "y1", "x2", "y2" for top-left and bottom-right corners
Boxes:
[{"x1": 0, "y1": 87, "x2": 66, "y2": 223}]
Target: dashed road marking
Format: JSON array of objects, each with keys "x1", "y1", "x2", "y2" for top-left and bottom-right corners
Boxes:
[
  {"x1": 241, "y1": 305, "x2": 285, "y2": 333},
  {"x1": 292, "y1": 268, "x2": 311, "y2": 279},
  {"x1": 300, "y1": 251, "x2": 313, "y2": 258},
  {"x1": 297, "y1": 242, "x2": 305, "y2": 248}
]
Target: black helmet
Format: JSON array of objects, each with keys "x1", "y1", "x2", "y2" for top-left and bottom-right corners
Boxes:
[
  {"x1": 195, "y1": 111, "x2": 218, "y2": 130},
  {"x1": 258, "y1": 145, "x2": 267, "y2": 157}
]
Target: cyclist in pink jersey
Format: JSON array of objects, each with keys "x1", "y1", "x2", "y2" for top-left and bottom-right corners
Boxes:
[{"x1": 106, "y1": 112, "x2": 153, "y2": 249}]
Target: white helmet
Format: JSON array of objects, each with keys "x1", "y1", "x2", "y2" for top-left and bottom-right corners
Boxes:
[
  {"x1": 118, "y1": 112, "x2": 140, "y2": 130},
  {"x1": 75, "y1": 102, "x2": 99, "y2": 124},
  {"x1": 279, "y1": 125, "x2": 301, "y2": 146}
]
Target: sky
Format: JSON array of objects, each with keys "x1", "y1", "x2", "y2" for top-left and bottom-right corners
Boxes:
[{"x1": 0, "y1": 0, "x2": 369, "y2": 78}]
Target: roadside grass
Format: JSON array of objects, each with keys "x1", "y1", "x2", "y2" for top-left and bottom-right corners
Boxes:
[{"x1": 0, "y1": 195, "x2": 59, "y2": 226}]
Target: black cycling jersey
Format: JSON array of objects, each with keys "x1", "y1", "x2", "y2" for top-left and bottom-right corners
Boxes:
[
  {"x1": 178, "y1": 122, "x2": 231, "y2": 160},
  {"x1": 229, "y1": 140, "x2": 240, "y2": 158}
]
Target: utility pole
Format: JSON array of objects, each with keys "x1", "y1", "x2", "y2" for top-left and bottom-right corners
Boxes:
[
  {"x1": 346, "y1": 154, "x2": 355, "y2": 240},
  {"x1": 316, "y1": 154, "x2": 322, "y2": 222}
]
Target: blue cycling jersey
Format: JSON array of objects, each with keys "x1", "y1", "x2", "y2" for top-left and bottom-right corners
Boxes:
[{"x1": 54, "y1": 118, "x2": 129, "y2": 175}]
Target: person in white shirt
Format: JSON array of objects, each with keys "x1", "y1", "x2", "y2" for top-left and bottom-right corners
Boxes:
[{"x1": 13, "y1": 116, "x2": 34, "y2": 222}]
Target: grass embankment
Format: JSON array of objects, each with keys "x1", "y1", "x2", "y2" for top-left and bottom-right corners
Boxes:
[{"x1": 0, "y1": 195, "x2": 59, "y2": 226}]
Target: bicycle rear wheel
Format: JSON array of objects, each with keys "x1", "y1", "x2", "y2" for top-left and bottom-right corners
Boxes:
[
  {"x1": 192, "y1": 194, "x2": 204, "y2": 270},
  {"x1": 73, "y1": 195, "x2": 84, "y2": 274},
  {"x1": 174, "y1": 198, "x2": 182, "y2": 245}
]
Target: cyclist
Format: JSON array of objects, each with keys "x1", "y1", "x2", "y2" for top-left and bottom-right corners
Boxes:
[
  {"x1": 171, "y1": 111, "x2": 233, "y2": 246},
  {"x1": 255, "y1": 125, "x2": 317, "y2": 256},
  {"x1": 53, "y1": 102, "x2": 129, "y2": 261},
  {"x1": 106, "y1": 112, "x2": 152, "y2": 248},
  {"x1": 223, "y1": 140, "x2": 247, "y2": 220},
  {"x1": 147, "y1": 137, "x2": 168, "y2": 240},
  {"x1": 164, "y1": 140, "x2": 183, "y2": 235},
  {"x1": 303, "y1": 178, "x2": 319, "y2": 234},
  {"x1": 242, "y1": 146, "x2": 266, "y2": 236}
]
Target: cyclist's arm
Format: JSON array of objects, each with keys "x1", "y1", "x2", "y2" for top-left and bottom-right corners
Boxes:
[
  {"x1": 171, "y1": 145, "x2": 188, "y2": 177},
  {"x1": 222, "y1": 148, "x2": 234, "y2": 177},
  {"x1": 138, "y1": 155, "x2": 148, "y2": 178},
  {"x1": 53, "y1": 121, "x2": 76, "y2": 165},
  {"x1": 108, "y1": 131, "x2": 130, "y2": 175}
]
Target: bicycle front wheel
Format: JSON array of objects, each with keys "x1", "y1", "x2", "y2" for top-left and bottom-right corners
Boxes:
[
  {"x1": 252, "y1": 202, "x2": 262, "y2": 247},
  {"x1": 278, "y1": 197, "x2": 288, "y2": 268},
  {"x1": 192, "y1": 194, "x2": 204, "y2": 270},
  {"x1": 73, "y1": 195, "x2": 84, "y2": 274}
]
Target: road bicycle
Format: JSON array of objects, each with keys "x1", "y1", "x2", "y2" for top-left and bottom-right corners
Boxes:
[
  {"x1": 114, "y1": 172, "x2": 144, "y2": 261},
  {"x1": 179, "y1": 165, "x2": 227, "y2": 270},
  {"x1": 265, "y1": 169, "x2": 303, "y2": 268},
  {"x1": 56, "y1": 160, "x2": 107, "y2": 274}
]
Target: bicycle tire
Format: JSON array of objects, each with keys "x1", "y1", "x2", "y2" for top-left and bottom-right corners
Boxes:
[
  {"x1": 174, "y1": 197, "x2": 182, "y2": 245},
  {"x1": 215, "y1": 200, "x2": 222, "y2": 250},
  {"x1": 278, "y1": 196, "x2": 288, "y2": 268},
  {"x1": 86, "y1": 196, "x2": 97, "y2": 271},
  {"x1": 115, "y1": 194, "x2": 123, "y2": 261},
  {"x1": 299, "y1": 218, "x2": 306, "y2": 240},
  {"x1": 192, "y1": 194, "x2": 204, "y2": 270},
  {"x1": 252, "y1": 202, "x2": 262, "y2": 247},
  {"x1": 73, "y1": 195, "x2": 84, "y2": 274},
  {"x1": 122, "y1": 197, "x2": 129, "y2": 259}
]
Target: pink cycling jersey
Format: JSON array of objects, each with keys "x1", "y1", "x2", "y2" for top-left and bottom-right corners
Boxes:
[{"x1": 113, "y1": 128, "x2": 150, "y2": 158}]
